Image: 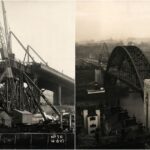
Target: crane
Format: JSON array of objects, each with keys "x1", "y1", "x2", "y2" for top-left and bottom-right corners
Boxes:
[{"x1": 0, "y1": 0, "x2": 61, "y2": 122}]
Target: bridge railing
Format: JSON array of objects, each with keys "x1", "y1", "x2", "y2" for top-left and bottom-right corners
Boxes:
[{"x1": 0, "y1": 132, "x2": 74, "y2": 148}]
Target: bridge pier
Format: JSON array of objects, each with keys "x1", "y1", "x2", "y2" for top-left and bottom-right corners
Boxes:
[
  {"x1": 54, "y1": 85, "x2": 62, "y2": 106},
  {"x1": 95, "y1": 69, "x2": 104, "y2": 85},
  {"x1": 58, "y1": 85, "x2": 62, "y2": 106},
  {"x1": 144, "y1": 79, "x2": 150, "y2": 130}
]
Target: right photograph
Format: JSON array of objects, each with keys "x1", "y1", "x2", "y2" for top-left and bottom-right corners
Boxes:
[{"x1": 76, "y1": 0, "x2": 150, "y2": 149}]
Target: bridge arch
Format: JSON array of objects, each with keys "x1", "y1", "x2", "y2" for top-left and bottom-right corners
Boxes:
[{"x1": 104, "y1": 46, "x2": 150, "y2": 93}]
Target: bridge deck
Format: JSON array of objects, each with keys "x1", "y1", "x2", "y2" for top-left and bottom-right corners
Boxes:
[{"x1": 0, "y1": 60, "x2": 74, "y2": 91}]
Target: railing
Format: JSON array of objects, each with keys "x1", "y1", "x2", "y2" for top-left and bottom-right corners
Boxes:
[{"x1": 0, "y1": 132, "x2": 74, "y2": 149}]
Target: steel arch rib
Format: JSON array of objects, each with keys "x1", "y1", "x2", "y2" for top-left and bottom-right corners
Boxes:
[
  {"x1": 122, "y1": 46, "x2": 143, "y2": 90},
  {"x1": 106, "y1": 46, "x2": 147, "y2": 92}
]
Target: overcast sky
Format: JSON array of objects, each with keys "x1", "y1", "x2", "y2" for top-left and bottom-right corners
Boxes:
[
  {"x1": 76, "y1": 0, "x2": 150, "y2": 42},
  {"x1": 0, "y1": 0, "x2": 75, "y2": 78}
]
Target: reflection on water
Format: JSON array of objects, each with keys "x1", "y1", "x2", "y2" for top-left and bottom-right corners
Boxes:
[{"x1": 120, "y1": 92, "x2": 144, "y2": 124}]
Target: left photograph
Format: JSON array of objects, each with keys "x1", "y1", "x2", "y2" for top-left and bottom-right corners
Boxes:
[{"x1": 0, "y1": 0, "x2": 75, "y2": 149}]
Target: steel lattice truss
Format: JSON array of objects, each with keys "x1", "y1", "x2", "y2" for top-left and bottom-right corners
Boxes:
[
  {"x1": 0, "y1": 62, "x2": 60, "y2": 119},
  {"x1": 105, "y1": 46, "x2": 150, "y2": 93},
  {"x1": 0, "y1": 1, "x2": 61, "y2": 121}
]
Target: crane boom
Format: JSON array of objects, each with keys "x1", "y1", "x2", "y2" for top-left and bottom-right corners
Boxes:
[{"x1": 1, "y1": 0, "x2": 12, "y2": 54}]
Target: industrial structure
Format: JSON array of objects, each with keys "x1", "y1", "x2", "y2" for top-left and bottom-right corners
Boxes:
[
  {"x1": 76, "y1": 42, "x2": 150, "y2": 148},
  {"x1": 0, "y1": 1, "x2": 74, "y2": 149},
  {"x1": 105, "y1": 46, "x2": 150, "y2": 94}
]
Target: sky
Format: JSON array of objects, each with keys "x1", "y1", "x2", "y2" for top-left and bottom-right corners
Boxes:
[
  {"x1": 0, "y1": 0, "x2": 75, "y2": 78},
  {"x1": 76, "y1": 0, "x2": 150, "y2": 42},
  {"x1": 2, "y1": 0, "x2": 150, "y2": 78}
]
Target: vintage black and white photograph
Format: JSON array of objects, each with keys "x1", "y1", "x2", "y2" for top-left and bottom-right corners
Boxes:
[
  {"x1": 76, "y1": 0, "x2": 150, "y2": 149},
  {"x1": 0, "y1": 0, "x2": 75, "y2": 149}
]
